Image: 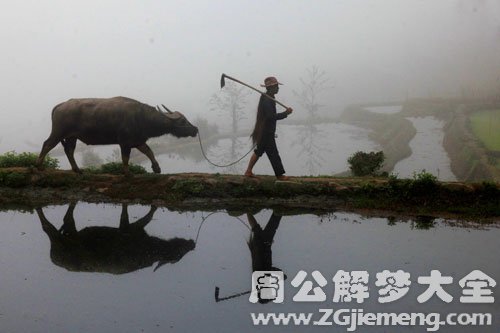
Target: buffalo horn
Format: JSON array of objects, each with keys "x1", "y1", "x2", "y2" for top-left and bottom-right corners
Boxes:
[{"x1": 161, "y1": 104, "x2": 173, "y2": 114}]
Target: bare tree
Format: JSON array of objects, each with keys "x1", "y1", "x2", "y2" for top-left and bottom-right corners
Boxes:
[
  {"x1": 292, "y1": 66, "x2": 331, "y2": 175},
  {"x1": 209, "y1": 81, "x2": 251, "y2": 173},
  {"x1": 210, "y1": 81, "x2": 250, "y2": 137},
  {"x1": 293, "y1": 66, "x2": 330, "y2": 122}
]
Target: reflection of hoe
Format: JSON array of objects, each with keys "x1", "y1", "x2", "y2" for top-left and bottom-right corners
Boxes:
[
  {"x1": 215, "y1": 286, "x2": 251, "y2": 303},
  {"x1": 194, "y1": 211, "x2": 254, "y2": 303},
  {"x1": 207, "y1": 212, "x2": 287, "y2": 303},
  {"x1": 215, "y1": 273, "x2": 283, "y2": 303}
]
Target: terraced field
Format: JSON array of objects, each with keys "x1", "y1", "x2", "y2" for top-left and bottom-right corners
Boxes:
[
  {"x1": 470, "y1": 109, "x2": 500, "y2": 151},
  {"x1": 470, "y1": 109, "x2": 500, "y2": 168}
]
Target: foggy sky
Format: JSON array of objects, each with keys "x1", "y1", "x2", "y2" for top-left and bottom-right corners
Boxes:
[{"x1": 1, "y1": 0, "x2": 499, "y2": 152}]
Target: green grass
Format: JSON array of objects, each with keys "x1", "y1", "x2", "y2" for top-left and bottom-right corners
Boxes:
[
  {"x1": 83, "y1": 162, "x2": 147, "y2": 175},
  {"x1": 0, "y1": 151, "x2": 59, "y2": 169},
  {"x1": 469, "y1": 110, "x2": 500, "y2": 151}
]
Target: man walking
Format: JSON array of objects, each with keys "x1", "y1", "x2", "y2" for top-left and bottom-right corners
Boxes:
[{"x1": 244, "y1": 76, "x2": 293, "y2": 180}]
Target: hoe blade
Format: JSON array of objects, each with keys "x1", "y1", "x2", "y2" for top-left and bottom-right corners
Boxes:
[{"x1": 220, "y1": 74, "x2": 226, "y2": 88}]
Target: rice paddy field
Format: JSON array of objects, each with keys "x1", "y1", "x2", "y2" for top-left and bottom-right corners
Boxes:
[{"x1": 469, "y1": 109, "x2": 500, "y2": 151}]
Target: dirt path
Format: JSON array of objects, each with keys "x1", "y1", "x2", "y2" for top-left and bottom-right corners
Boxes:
[{"x1": 0, "y1": 168, "x2": 498, "y2": 220}]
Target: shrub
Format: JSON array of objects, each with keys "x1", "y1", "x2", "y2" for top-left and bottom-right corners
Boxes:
[
  {"x1": 480, "y1": 181, "x2": 499, "y2": 198},
  {"x1": 412, "y1": 170, "x2": 437, "y2": 188},
  {"x1": 386, "y1": 170, "x2": 439, "y2": 198},
  {"x1": 347, "y1": 151, "x2": 385, "y2": 176},
  {"x1": 0, "y1": 151, "x2": 59, "y2": 169},
  {"x1": 83, "y1": 162, "x2": 147, "y2": 175},
  {"x1": 172, "y1": 178, "x2": 204, "y2": 194},
  {"x1": 0, "y1": 171, "x2": 29, "y2": 187}
]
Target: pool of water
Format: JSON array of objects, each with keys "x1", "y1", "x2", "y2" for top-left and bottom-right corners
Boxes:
[
  {"x1": 0, "y1": 203, "x2": 498, "y2": 332},
  {"x1": 394, "y1": 117, "x2": 456, "y2": 181},
  {"x1": 363, "y1": 105, "x2": 403, "y2": 115}
]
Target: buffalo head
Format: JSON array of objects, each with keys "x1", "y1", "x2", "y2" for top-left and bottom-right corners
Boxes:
[{"x1": 160, "y1": 105, "x2": 198, "y2": 138}]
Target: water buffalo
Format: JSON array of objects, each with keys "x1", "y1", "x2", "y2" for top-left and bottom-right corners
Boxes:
[
  {"x1": 36, "y1": 203, "x2": 195, "y2": 274},
  {"x1": 36, "y1": 96, "x2": 198, "y2": 174}
]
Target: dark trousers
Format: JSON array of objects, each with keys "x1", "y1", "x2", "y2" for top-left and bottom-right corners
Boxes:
[
  {"x1": 250, "y1": 213, "x2": 282, "y2": 271},
  {"x1": 254, "y1": 134, "x2": 285, "y2": 176}
]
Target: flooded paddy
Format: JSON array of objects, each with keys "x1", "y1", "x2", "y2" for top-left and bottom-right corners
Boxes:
[
  {"x1": 361, "y1": 106, "x2": 457, "y2": 181},
  {"x1": 0, "y1": 202, "x2": 498, "y2": 332},
  {"x1": 394, "y1": 117, "x2": 456, "y2": 181},
  {"x1": 363, "y1": 105, "x2": 403, "y2": 115}
]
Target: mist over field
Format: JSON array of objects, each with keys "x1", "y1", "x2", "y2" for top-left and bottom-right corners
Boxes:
[{"x1": 0, "y1": 0, "x2": 499, "y2": 155}]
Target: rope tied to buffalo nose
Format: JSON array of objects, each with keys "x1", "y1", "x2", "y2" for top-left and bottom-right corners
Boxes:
[{"x1": 197, "y1": 131, "x2": 256, "y2": 168}]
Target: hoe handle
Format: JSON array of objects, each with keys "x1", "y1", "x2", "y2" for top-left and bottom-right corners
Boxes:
[{"x1": 221, "y1": 74, "x2": 289, "y2": 109}]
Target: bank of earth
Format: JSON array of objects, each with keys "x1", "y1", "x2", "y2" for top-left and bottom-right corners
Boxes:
[{"x1": 0, "y1": 168, "x2": 498, "y2": 220}]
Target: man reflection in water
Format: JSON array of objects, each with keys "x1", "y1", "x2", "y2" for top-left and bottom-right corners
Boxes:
[
  {"x1": 247, "y1": 212, "x2": 284, "y2": 304},
  {"x1": 247, "y1": 212, "x2": 282, "y2": 273},
  {"x1": 214, "y1": 212, "x2": 284, "y2": 303}
]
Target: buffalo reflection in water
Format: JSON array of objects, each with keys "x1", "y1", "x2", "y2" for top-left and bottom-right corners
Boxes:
[{"x1": 36, "y1": 203, "x2": 195, "y2": 274}]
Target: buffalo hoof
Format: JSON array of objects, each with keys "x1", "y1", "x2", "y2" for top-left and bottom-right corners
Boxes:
[
  {"x1": 152, "y1": 164, "x2": 161, "y2": 174},
  {"x1": 72, "y1": 168, "x2": 83, "y2": 174}
]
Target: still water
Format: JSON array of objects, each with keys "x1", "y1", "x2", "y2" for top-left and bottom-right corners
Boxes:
[
  {"x1": 0, "y1": 203, "x2": 498, "y2": 332},
  {"x1": 394, "y1": 117, "x2": 456, "y2": 181},
  {"x1": 361, "y1": 106, "x2": 456, "y2": 180},
  {"x1": 363, "y1": 105, "x2": 403, "y2": 115}
]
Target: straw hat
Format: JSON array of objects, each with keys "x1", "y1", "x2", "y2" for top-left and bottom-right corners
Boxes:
[{"x1": 260, "y1": 76, "x2": 283, "y2": 87}]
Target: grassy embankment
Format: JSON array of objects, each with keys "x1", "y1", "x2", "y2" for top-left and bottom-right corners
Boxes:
[
  {"x1": 469, "y1": 109, "x2": 500, "y2": 169},
  {"x1": 0, "y1": 167, "x2": 498, "y2": 219},
  {"x1": 441, "y1": 105, "x2": 500, "y2": 182}
]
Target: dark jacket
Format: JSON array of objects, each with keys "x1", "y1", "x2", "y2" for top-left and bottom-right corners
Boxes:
[{"x1": 251, "y1": 95, "x2": 289, "y2": 144}]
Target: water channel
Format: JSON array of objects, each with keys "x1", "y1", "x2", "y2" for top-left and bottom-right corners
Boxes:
[
  {"x1": 393, "y1": 117, "x2": 456, "y2": 181},
  {"x1": 0, "y1": 203, "x2": 498, "y2": 332},
  {"x1": 364, "y1": 105, "x2": 456, "y2": 180}
]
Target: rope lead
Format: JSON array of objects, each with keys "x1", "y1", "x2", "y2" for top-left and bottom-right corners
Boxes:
[{"x1": 197, "y1": 131, "x2": 256, "y2": 168}]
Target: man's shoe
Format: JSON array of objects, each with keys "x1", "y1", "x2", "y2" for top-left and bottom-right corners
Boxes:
[{"x1": 276, "y1": 175, "x2": 290, "y2": 181}]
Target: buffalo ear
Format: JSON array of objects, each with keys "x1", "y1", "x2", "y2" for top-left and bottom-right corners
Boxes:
[{"x1": 164, "y1": 112, "x2": 181, "y2": 120}]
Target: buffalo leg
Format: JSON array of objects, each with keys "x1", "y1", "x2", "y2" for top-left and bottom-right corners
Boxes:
[
  {"x1": 61, "y1": 137, "x2": 81, "y2": 173},
  {"x1": 119, "y1": 203, "x2": 130, "y2": 230},
  {"x1": 36, "y1": 134, "x2": 60, "y2": 170},
  {"x1": 136, "y1": 143, "x2": 161, "y2": 173},
  {"x1": 131, "y1": 205, "x2": 158, "y2": 229},
  {"x1": 60, "y1": 202, "x2": 78, "y2": 235},
  {"x1": 36, "y1": 207, "x2": 60, "y2": 237},
  {"x1": 120, "y1": 144, "x2": 132, "y2": 175}
]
